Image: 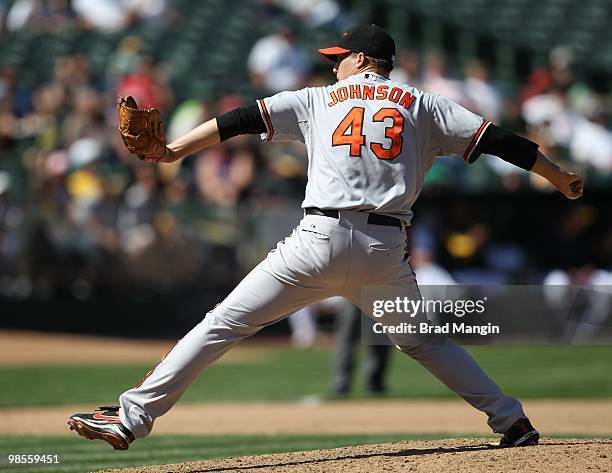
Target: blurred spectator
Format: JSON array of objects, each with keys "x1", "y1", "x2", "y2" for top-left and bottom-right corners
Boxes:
[
  {"x1": 519, "y1": 47, "x2": 574, "y2": 106},
  {"x1": 19, "y1": 83, "x2": 65, "y2": 147},
  {"x1": 194, "y1": 140, "x2": 255, "y2": 209},
  {"x1": 519, "y1": 69, "x2": 552, "y2": 107},
  {"x1": 521, "y1": 86, "x2": 572, "y2": 153},
  {"x1": 124, "y1": 0, "x2": 168, "y2": 27},
  {"x1": 73, "y1": 0, "x2": 124, "y2": 32},
  {"x1": 118, "y1": 166, "x2": 158, "y2": 241},
  {"x1": 331, "y1": 302, "x2": 391, "y2": 396},
  {"x1": 519, "y1": 45, "x2": 612, "y2": 173},
  {"x1": 53, "y1": 55, "x2": 95, "y2": 94},
  {"x1": 0, "y1": 110, "x2": 17, "y2": 148},
  {"x1": 421, "y1": 51, "x2": 465, "y2": 104},
  {"x1": 116, "y1": 56, "x2": 174, "y2": 111},
  {"x1": 0, "y1": 172, "x2": 20, "y2": 275},
  {"x1": 166, "y1": 99, "x2": 207, "y2": 143},
  {"x1": 0, "y1": 67, "x2": 32, "y2": 117},
  {"x1": 106, "y1": 36, "x2": 145, "y2": 85},
  {"x1": 389, "y1": 49, "x2": 421, "y2": 88},
  {"x1": 255, "y1": 0, "x2": 286, "y2": 23},
  {"x1": 570, "y1": 116, "x2": 612, "y2": 172},
  {"x1": 462, "y1": 60, "x2": 502, "y2": 123},
  {"x1": 6, "y1": 0, "x2": 40, "y2": 31},
  {"x1": 273, "y1": 0, "x2": 343, "y2": 28},
  {"x1": 0, "y1": 1, "x2": 5, "y2": 34},
  {"x1": 72, "y1": 0, "x2": 167, "y2": 32},
  {"x1": 62, "y1": 87, "x2": 106, "y2": 146},
  {"x1": 193, "y1": 95, "x2": 255, "y2": 209},
  {"x1": 248, "y1": 27, "x2": 311, "y2": 93},
  {"x1": 543, "y1": 266, "x2": 612, "y2": 342},
  {"x1": 288, "y1": 296, "x2": 346, "y2": 348},
  {"x1": 410, "y1": 225, "x2": 457, "y2": 305},
  {"x1": 412, "y1": 249, "x2": 456, "y2": 287},
  {"x1": 6, "y1": 0, "x2": 73, "y2": 33},
  {"x1": 523, "y1": 84, "x2": 612, "y2": 172},
  {"x1": 157, "y1": 98, "x2": 207, "y2": 183}
]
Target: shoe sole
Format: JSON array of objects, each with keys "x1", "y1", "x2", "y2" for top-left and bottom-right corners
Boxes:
[
  {"x1": 68, "y1": 419, "x2": 130, "y2": 450},
  {"x1": 514, "y1": 430, "x2": 540, "y2": 446}
]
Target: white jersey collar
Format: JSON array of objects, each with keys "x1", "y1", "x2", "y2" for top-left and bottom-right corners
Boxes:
[{"x1": 353, "y1": 72, "x2": 389, "y2": 82}]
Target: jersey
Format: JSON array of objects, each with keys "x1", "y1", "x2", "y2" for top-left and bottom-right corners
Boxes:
[{"x1": 256, "y1": 72, "x2": 490, "y2": 225}]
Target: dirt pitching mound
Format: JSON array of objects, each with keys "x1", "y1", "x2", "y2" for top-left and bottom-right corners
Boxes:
[{"x1": 99, "y1": 438, "x2": 611, "y2": 473}]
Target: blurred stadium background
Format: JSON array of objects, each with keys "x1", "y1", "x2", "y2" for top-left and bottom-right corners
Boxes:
[
  {"x1": 1, "y1": 1, "x2": 612, "y2": 472},
  {"x1": 1, "y1": 0, "x2": 612, "y2": 336}
]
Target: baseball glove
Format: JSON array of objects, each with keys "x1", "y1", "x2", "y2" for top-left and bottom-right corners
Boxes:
[{"x1": 117, "y1": 96, "x2": 167, "y2": 163}]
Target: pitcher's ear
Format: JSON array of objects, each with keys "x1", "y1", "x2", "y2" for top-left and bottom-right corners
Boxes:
[{"x1": 356, "y1": 52, "x2": 367, "y2": 68}]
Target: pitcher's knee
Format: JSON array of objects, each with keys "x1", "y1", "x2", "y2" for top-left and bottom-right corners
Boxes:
[{"x1": 203, "y1": 306, "x2": 266, "y2": 338}]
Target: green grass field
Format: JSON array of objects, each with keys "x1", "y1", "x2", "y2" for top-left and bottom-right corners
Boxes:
[{"x1": 1, "y1": 345, "x2": 611, "y2": 408}]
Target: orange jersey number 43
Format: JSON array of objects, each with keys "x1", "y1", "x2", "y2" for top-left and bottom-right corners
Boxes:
[{"x1": 332, "y1": 107, "x2": 404, "y2": 160}]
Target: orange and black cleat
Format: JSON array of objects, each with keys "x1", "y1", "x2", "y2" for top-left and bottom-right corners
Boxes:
[{"x1": 68, "y1": 406, "x2": 135, "y2": 450}]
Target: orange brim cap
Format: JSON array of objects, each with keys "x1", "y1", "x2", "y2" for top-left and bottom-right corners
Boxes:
[{"x1": 318, "y1": 46, "x2": 351, "y2": 60}]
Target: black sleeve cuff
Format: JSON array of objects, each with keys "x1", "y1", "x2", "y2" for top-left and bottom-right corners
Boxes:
[
  {"x1": 217, "y1": 103, "x2": 267, "y2": 141},
  {"x1": 470, "y1": 124, "x2": 538, "y2": 171}
]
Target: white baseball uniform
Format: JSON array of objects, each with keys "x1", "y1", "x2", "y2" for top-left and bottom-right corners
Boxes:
[{"x1": 118, "y1": 72, "x2": 523, "y2": 438}]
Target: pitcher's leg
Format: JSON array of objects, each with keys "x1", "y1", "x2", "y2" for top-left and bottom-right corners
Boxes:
[
  {"x1": 345, "y1": 272, "x2": 524, "y2": 434},
  {"x1": 395, "y1": 338, "x2": 524, "y2": 433},
  {"x1": 119, "y1": 260, "x2": 331, "y2": 438}
]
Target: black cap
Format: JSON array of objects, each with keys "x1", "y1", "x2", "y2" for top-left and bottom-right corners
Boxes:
[{"x1": 319, "y1": 24, "x2": 395, "y2": 65}]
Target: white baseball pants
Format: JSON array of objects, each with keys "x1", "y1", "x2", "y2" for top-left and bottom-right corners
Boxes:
[{"x1": 119, "y1": 210, "x2": 524, "y2": 438}]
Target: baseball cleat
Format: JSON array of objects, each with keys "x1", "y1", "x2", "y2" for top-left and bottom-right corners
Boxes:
[
  {"x1": 68, "y1": 406, "x2": 135, "y2": 450},
  {"x1": 499, "y1": 417, "x2": 540, "y2": 447}
]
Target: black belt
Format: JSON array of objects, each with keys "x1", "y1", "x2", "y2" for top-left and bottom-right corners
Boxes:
[{"x1": 305, "y1": 207, "x2": 402, "y2": 229}]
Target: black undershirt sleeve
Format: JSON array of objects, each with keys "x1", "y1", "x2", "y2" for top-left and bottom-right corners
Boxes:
[
  {"x1": 217, "y1": 103, "x2": 267, "y2": 142},
  {"x1": 469, "y1": 124, "x2": 538, "y2": 171}
]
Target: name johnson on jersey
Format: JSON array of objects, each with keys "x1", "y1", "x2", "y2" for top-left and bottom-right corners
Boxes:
[{"x1": 327, "y1": 84, "x2": 415, "y2": 109}]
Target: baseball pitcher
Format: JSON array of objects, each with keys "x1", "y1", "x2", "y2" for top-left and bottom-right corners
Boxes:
[{"x1": 69, "y1": 25, "x2": 584, "y2": 450}]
